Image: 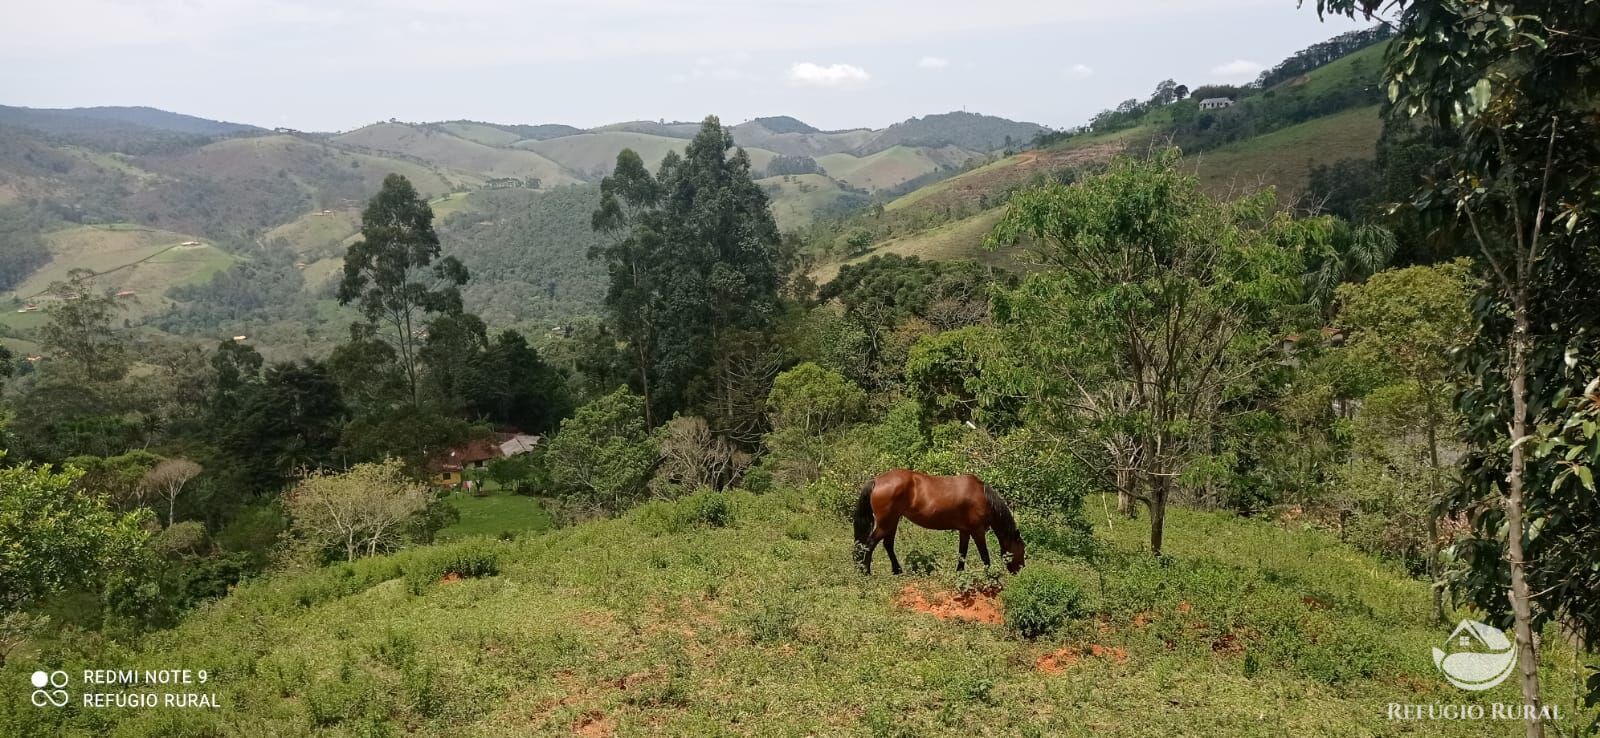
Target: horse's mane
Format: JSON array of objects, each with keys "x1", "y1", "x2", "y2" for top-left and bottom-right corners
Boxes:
[{"x1": 983, "y1": 484, "x2": 1021, "y2": 544}]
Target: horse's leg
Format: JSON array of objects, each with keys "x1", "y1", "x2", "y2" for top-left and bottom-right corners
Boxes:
[
  {"x1": 883, "y1": 530, "x2": 903, "y2": 575},
  {"x1": 974, "y1": 530, "x2": 992, "y2": 568},
  {"x1": 957, "y1": 531, "x2": 970, "y2": 571}
]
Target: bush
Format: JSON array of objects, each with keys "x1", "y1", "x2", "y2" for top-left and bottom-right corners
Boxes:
[
  {"x1": 403, "y1": 540, "x2": 501, "y2": 594},
  {"x1": 677, "y1": 490, "x2": 735, "y2": 528},
  {"x1": 1000, "y1": 565, "x2": 1085, "y2": 638}
]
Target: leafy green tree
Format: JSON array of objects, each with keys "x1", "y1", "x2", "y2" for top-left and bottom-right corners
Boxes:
[
  {"x1": 338, "y1": 174, "x2": 470, "y2": 406},
  {"x1": 220, "y1": 359, "x2": 347, "y2": 493},
  {"x1": 0, "y1": 456, "x2": 149, "y2": 663},
  {"x1": 1337, "y1": 259, "x2": 1478, "y2": 619},
  {"x1": 40, "y1": 268, "x2": 128, "y2": 383},
  {"x1": 591, "y1": 116, "x2": 782, "y2": 426},
  {"x1": 764, "y1": 362, "x2": 867, "y2": 483},
  {"x1": 988, "y1": 150, "x2": 1302, "y2": 554},
  {"x1": 1313, "y1": 2, "x2": 1600, "y2": 726},
  {"x1": 546, "y1": 387, "x2": 659, "y2": 511}
]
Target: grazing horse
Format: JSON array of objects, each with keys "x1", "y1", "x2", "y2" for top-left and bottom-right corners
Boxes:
[{"x1": 853, "y1": 469, "x2": 1025, "y2": 575}]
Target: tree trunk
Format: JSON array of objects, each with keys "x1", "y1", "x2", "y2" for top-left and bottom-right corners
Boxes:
[
  {"x1": 1115, "y1": 466, "x2": 1136, "y2": 518},
  {"x1": 1506, "y1": 299, "x2": 1544, "y2": 738},
  {"x1": 1425, "y1": 390, "x2": 1444, "y2": 623},
  {"x1": 1148, "y1": 476, "x2": 1167, "y2": 556}
]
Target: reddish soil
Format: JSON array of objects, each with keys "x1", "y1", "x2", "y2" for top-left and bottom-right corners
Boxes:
[
  {"x1": 895, "y1": 584, "x2": 1004, "y2": 625},
  {"x1": 1035, "y1": 644, "x2": 1129, "y2": 674},
  {"x1": 573, "y1": 710, "x2": 614, "y2": 737},
  {"x1": 438, "y1": 572, "x2": 462, "y2": 583}
]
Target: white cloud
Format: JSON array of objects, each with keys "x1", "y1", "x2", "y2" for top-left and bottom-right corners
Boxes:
[
  {"x1": 917, "y1": 56, "x2": 949, "y2": 69},
  {"x1": 1065, "y1": 63, "x2": 1094, "y2": 79},
  {"x1": 787, "y1": 62, "x2": 871, "y2": 88},
  {"x1": 1210, "y1": 59, "x2": 1265, "y2": 78}
]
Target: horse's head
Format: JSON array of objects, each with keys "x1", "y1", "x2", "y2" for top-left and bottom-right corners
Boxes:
[{"x1": 1003, "y1": 537, "x2": 1026, "y2": 574}]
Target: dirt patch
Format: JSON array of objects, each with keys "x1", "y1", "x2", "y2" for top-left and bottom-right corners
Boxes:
[
  {"x1": 573, "y1": 710, "x2": 614, "y2": 737},
  {"x1": 1035, "y1": 644, "x2": 1129, "y2": 674},
  {"x1": 896, "y1": 584, "x2": 1004, "y2": 625},
  {"x1": 438, "y1": 572, "x2": 462, "y2": 583}
]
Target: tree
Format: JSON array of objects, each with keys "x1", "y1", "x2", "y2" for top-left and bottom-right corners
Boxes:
[
  {"x1": 0, "y1": 456, "x2": 148, "y2": 663},
  {"x1": 283, "y1": 459, "x2": 433, "y2": 561},
  {"x1": 39, "y1": 268, "x2": 128, "y2": 383},
  {"x1": 546, "y1": 387, "x2": 659, "y2": 510},
  {"x1": 764, "y1": 362, "x2": 867, "y2": 482},
  {"x1": 1311, "y1": 3, "x2": 1600, "y2": 730},
  {"x1": 590, "y1": 116, "x2": 782, "y2": 426},
  {"x1": 142, "y1": 458, "x2": 203, "y2": 526},
  {"x1": 988, "y1": 150, "x2": 1302, "y2": 555},
  {"x1": 1337, "y1": 259, "x2": 1478, "y2": 620},
  {"x1": 338, "y1": 174, "x2": 470, "y2": 406}
]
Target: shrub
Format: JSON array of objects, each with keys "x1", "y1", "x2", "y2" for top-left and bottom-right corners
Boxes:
[
  {"x1": 904, "y1": 550, "x2": 937, "y2": 576},
  {"x1": 745, "y1": 598, "x2": 801, "y2": 643},
  {"x1": 1001, "y1": 565, "x2": 1085, "y2": 638},
  {"x1": 403, "y1": 540, "x2": 501, "y2": 594},
  {"x1": 677, "y1": 490, "x2": 735, "y2": 528}
]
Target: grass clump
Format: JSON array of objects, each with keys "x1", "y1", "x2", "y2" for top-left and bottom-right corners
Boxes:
[
  {"x1": 1000, "y1": 564, "x2": 1085, "y2": 638},
  {"x1": 402, "y1": 539, "x2": 500, "y2": 594}
]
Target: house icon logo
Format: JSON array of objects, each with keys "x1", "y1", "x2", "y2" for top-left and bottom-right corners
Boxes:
[{"x1": 1432, "y1": 620, "x2": 1517, "y2": 691}]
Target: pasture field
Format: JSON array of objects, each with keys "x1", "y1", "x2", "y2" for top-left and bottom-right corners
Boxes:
[
  {"x1": 4, "y1": 489, "x2": 1577, "y2": 737},
  {"x1": 437, "y1": 490, "x2": 555, "y2": 543},
  {"x1": 1187, "y1": 106, "x2": 1383, "y2": 200},
  {"x1": 758, "y1": 174, "x2": 863, "y2": 231},
  {"x1": 4, "y1": 225, "x2": 233, "y2": 323},
  {"x1": 334, "y1": 123, "x2": 582, "y2": 186},
  {"x1": 811, "y1": 209, "x2": 1020, "y2": 285}
]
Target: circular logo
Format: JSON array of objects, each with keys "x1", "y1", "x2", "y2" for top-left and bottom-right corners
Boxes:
[
  {"x1": 28, "y1": 670, "x2": 69, "y2": 707},
  {"x1": 1432, "y1": 620, "x2": 1517, "y2": 691}
]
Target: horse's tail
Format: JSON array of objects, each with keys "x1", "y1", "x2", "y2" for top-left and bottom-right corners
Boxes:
[
  {"x1": 983, "y1": 483, "x2": 1020, "y2": 544},
  {"x1": 853, "y1": 479, "x2": 876, "y2": 569}
]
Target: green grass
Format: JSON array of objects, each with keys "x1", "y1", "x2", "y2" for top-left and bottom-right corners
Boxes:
[
  {"x1": 4, "y1": 224, "x2": 234, "y2": 321},
  {"x1": 818, "y1": 145, "x2": 972, "y2": 191},
  {"x1": 334, "y1": 123, "x2": 582, "y2": 186},
  {"x1": 437, "y1": 491, "x2": 554, "y2": 542},
  {"x1": 1189, "y1": 105, "x2": 1382, "y2": 199},
  {"x1": 11, "y1": 488, "x2": 1584, "y2": 736},
  {"x1": 758, "y1": 174, "x2": 860, "y2": 231},
  {"x1": 812, "y1": 208, "x2": 1019, "y2": 285}
]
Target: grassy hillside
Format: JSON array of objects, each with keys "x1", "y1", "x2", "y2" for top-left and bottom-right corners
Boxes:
[
  {"x1": 818, "y1": 145, "x2": 978, "y2": 191},
  {"x1": 811, "y1": 209, "x2": 1021, "y2": 285},
  {"x1": 434, "y1": 122, "x2": 525, "y2": 148},
  {"x1": 520, "y1": 133, "x2": 780, "y2": 182},
  {"x1": 5, "y1": 224, "x2": 229, "y2": 301},
  {"x1": 6, "y1": 489, "x2": 1578, "y2": 736},
  {"x1": 758, "y1": 174, "x2": 868, "y2": 231},
  {"x1": 1188, "y1": 105, "x2": 1382, "y2": 199},
  {"x1": 333, "y1": 124, "x2": 581, "y2": 186}
]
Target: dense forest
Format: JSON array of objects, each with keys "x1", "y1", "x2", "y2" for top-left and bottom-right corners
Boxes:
[{"x1": 2, "y1": 5, "x2": 1598, "y2": 736}]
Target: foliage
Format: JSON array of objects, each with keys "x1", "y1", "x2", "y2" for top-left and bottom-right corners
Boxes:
[
  {"x1": 591, "y1": 116, "x2": 783, "y2": 425},
  {"x1": 1000, "y1": 565, "x2": 1085, "y2": 638},
  {"x1": 402, "y1": 539, "x2": 501, "y2": 594},
  {"x1": 988, "y1": 149, "x2": 1303, "y2": 554},
  {"x1": 338, "y1": 173, "x2": 470, "y2": 406},
  {"x1": 546, "y1": 387, "x2": 659, "y2": 510},
  {"x1": 0, "y1": 457, "x2": 149, "y2": 632},
  {"x1": 283, "y1": 459, "x2": 435, "y2": 562},
  {"x1": 764, "y1": 363, "x2": 867, "y2": 484}
]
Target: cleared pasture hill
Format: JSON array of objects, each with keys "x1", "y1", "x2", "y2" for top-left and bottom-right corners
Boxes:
[
  {"x1": 3, "y1": 224, "x2": 232, "y2": 321},
  {"x1": 818, "y1": 145, "x2": 979, "y2": 191},
  {"x1": 729, "y1": 119, "x2": 876, "y2": 157},
  {"x1": 757, "y1": 173, "x2": 868, "y2": 231},
  {"x1": 433, "y1": 121, "x2": 525, "y2": 147},
  {"x1": 4, "y1": 489, "x2": 1582, "y2": 737},
  {"x1": 264, "y1": 208, "x2": 362, "y2": 259},
  {"x1": 520, "y1": 132, "x2": 782, "y2": 182},
  {"x1": 333, "y1": 123, "x2": 581, "y2": 186},
  {"x1": 1188, "y1": 105, "x2": 1382, "y2": 200},
  {"x1": 810, "y1": 208, "x2": 1021, "y2": 285}
]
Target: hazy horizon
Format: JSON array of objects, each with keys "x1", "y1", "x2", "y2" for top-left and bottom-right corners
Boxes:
[{"x1": 3, "y1": 1, "x2": 1371, "y2": 134}]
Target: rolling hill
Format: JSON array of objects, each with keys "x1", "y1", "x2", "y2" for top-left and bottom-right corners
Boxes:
[
  {"x1": 2, "y1": 224, "x2": 233, "y2": 325},
  {"x1": 333, "y1": 123, "x2": 581, "y2": 186},
  {"x1": 2, "y1": 490, "x2": 1573, "y2": 736}
]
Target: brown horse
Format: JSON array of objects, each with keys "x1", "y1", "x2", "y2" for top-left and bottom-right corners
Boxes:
[{"x1": 854, "y1": 469, "x2": 1025, "y2": 575}]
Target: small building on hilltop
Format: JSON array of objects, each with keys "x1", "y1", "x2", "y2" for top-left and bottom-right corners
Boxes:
[{"x1": 1199, "y1": 97, "x2": 1235, "y2": 110}]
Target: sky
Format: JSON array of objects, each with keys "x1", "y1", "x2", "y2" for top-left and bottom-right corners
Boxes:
[{"x1": 1, "y1": 0, "x2": 1371, "y2": 133}]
